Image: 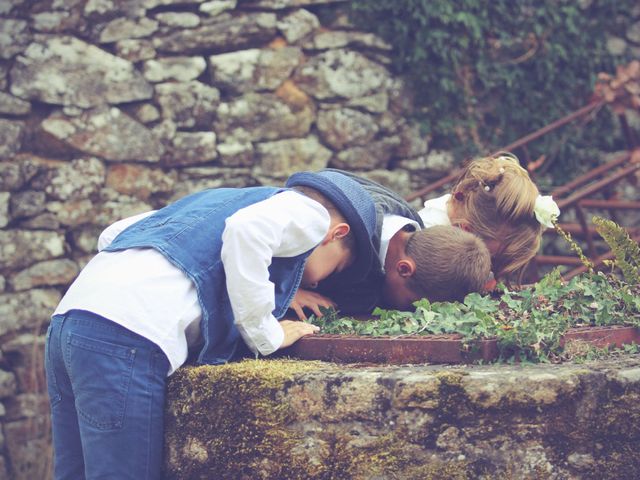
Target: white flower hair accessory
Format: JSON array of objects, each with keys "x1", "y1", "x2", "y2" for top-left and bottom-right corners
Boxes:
[{"x1": 534, "y1": 195, "x2": 560, "y2": 228}]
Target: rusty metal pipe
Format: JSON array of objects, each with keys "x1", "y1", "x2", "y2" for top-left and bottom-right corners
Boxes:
[
  {"x1": 535, "y1": 255, "x2": 585, "y2": 266},
  {"x1": 556, "y1": 163, "x2": 640, "y2": 210},
  {"x1": 551, "y1": 151, "x2": 631, "y2": 198},
  {"x1": 405, "y1": 101, "x2": 608, "y2": 203},
  {"x1": 577, "y1": 199, "x2": 640, "y2": 209},
  {"x1": 543, "y1": 223, "x2": 608, "y2": 236},
  {"x1": 405, "y1": 170, "x2": 461, "y2": 202},
  {"x1": 498, "y1": 100, "x2": 605, "y2": 155},
  {"x1": 543, "y1": 223, "x2": 639, "y2": 237}
]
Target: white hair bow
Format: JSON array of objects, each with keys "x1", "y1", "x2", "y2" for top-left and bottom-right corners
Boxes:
[{"x1": 534, "y1": 195, "x2": 560, "y2": 228}]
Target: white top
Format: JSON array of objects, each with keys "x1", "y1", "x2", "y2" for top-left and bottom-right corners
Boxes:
[
  {"x1": 54, "y1": 190, "x2": 330, "y2": 375},
  {"x1": 379, "y1": 214, "x2": 420, "y2": 272},
  {"x1": 418, "y1": 193, "x2": 451, "y2": 227}
]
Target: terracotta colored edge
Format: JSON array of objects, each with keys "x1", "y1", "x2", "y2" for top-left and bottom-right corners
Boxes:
[{"x1": 281, "y1": 326, "x2": 639, "y2": 364}]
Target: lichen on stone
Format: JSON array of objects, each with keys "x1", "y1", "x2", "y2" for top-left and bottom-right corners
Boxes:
[
  {"x1": 164, "y1": 357, "x2": 640, "y2": 479},
  {"x1": 163, "y1": 359, "x2": 328, "y2": 479}
]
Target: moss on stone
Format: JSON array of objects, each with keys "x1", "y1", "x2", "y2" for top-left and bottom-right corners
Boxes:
[
  {"x1": 594, "y1": 391, "x2": 640, "y2": 438},
  {"x1": 573, "y1": 442, "x2": 640, "y2": 480},
  {"x1": 434, "y1": 370, "x2": 467, "y2": 385},
  {"x1": 316, "y1": 431, "x2": 473, "y2": 479},
  {"x1": 164, "y1": 357, "x2": 640, "y2": 479},
  {"x1": 433, "y1": 370, "x2": 474, "y2": 419},
  {"x1": 163, "y1": 359, "x2": 328, "y2": 479},
  {"x1": 164, "y1": 360, "x2": 479, "y2": 479}
]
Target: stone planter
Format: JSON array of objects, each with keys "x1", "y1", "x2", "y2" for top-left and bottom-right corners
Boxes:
[{"x1": 280, "y1": 326, "x2": 640, "y2": 364}]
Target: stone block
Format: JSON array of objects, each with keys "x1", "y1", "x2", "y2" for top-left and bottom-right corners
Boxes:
[
  {"x1": 4, "y1": 416, "x2": 52, "y2": 480},
  {"x1": 3, "y1": 334, "x2": 47, "y2": 393},
  {"x1": 165, "y1": 356, "x2": 640, "y2": 479},
  {"x1": 0, "y1": 370, "x2": 17, "y2": 398}
]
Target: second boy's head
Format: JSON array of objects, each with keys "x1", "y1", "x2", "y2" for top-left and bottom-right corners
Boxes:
[
  {"x1": 382, "y1": 225, "x2": 491, "y2": 310},
  {"x1": 285, "y1": 171, "x2": 378, "y2": 288}
]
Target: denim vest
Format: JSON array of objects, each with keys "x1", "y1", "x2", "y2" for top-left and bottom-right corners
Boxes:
[{"x1": 103, "y1": 187, "x2": 313, "y2": 364}]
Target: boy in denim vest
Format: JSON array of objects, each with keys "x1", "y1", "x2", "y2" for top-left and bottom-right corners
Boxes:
[{"x1": 45, "y1": 171, "x2": 377, "y2": 479}]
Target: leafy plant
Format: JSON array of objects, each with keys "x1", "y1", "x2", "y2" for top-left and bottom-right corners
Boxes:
[
  {"x1": 553, "y1": 222, "x2": 594, "y2": 273},
  {"x1": 593, "y1": 215, "x2": 640, "y2": 284},
  {"x1": 308, "y1": 220, "x2": 640, "y2": 362},
  {"x1": 309, "y1": 270, "x2": 639, "y2": 363},
  {"x1": 562, "y1": 341, "x2": 639, "y2": 363}
]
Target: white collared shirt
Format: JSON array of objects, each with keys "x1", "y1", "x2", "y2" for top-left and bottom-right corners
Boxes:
[
  {"x1": 378, "y1": 214, "x2": 420, "y2": 272},
  {"x1": 54, "y1": 190, "x2": 329, "y2": 375}
]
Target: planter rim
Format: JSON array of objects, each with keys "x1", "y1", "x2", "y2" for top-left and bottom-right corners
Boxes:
[{"x1": 281, "y1": 325, "x2": 640, "y2": 364}]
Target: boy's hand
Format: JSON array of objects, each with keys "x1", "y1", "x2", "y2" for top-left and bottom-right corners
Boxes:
[
  {"x1": 279, "y1": 320, "x2": 320, "y2": 349},
  {"x1": 289, "y1": 289, "x2": 336, "y2": 320}
]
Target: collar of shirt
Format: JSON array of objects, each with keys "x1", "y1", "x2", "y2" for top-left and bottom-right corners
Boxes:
[
  {"x1": 419, "y1": 193, "x2": 452, "y2": 228},
  {"x1": 378, "y1": 214, "x2": 420, "y2": 273}
]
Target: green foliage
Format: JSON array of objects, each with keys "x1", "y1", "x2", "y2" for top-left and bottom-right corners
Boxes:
[
  {"x1": 310, "y1": 220, "x2": 640, "y2": 363},
  {"x1": 347, "y1": 0, "x2": 635, "y2": 178},
  {"x1": 593, "y1": 215, "x2": 640, "y2": 284},
  {"x1": 309, "y1": 269, "x2": 640, "y2": 362}
]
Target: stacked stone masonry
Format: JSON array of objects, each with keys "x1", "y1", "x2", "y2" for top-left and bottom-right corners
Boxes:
[{"x1": 1, "y1": 1, "x2": 640, "y2": 478}]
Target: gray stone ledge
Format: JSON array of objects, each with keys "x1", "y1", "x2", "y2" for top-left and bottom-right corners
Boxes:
[{"x1": 165, "y1": 355, "x2": 640, "y2": 479}]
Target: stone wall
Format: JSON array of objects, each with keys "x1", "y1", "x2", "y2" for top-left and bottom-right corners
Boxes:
[
  {"x1": 1, "y1": 1, "x2": 639, "y2": 478},
  {"x1": 165, "y1": 356, "x2": 640, "y2": 480},
  {"x1": 0, "y1": 1, "x2": 453, "y2": 477}
]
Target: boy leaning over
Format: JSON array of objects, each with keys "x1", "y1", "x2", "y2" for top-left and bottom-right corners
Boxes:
[{"x1": 44, "y1": 171, "x2": 377, "y2": 479}]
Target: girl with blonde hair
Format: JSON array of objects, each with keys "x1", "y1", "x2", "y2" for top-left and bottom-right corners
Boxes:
[{"x1": 419, "y1": 152, "x2": 560, "y2": 279}]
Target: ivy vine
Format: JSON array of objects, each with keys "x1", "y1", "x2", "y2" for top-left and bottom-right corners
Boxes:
[
  {"x1": 309, "y1": 217, "x2": 640, "y2": 362},
  {"x1": 310, "y1": 271, "x2": 640, "y2": 362},
  {"x1": 346, "y1": 0, "x2": 636, "y2": 180}
]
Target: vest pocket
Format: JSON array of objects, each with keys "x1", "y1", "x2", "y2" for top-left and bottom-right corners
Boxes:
[{"x1": 65, "y1": 333, "x2": 136, "y2": 430}]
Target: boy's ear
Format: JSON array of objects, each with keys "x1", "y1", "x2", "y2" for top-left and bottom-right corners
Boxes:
[
  {"x1": 396, "y1": 258, "x2": 416, "y2": 278},
  {"x1": 329, "y1": 222, "x2": 350, "y2": 241}
]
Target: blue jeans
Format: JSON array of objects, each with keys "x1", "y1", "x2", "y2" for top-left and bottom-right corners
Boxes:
[{"x1": 45, "y1": 310, "x2": 170, "y2": 479}]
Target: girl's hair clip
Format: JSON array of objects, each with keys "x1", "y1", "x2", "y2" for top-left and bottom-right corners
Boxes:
[
  {"x1": 483, "y1": 185, "x2": 491, "y2": 192},
  {"x1": 499, "y1": 167, "x2": 505, "y2": 174}
]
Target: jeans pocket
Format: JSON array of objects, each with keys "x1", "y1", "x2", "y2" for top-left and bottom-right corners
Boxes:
[
  {"x1": 66, "y1": 332, "x2": 136, "y2": 430},
  {"x1": 44, "y1": 324, "x2": 62, "y2": 407}
]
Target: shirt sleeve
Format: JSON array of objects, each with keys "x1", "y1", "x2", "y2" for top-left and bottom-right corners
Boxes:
[
  {"x1": 97, "y1": 210, "x2": 157, "y2": 251},
  {"x1": 221, "y1": 190, "x2": 330, "y2": 356}
]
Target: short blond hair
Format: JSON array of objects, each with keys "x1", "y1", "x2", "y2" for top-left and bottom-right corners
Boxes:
[
  {"x1": 450, "y1": 152, "x2": 543, "y2": 278},
  {"x1": 406, "y1": 225, "x2": 491, "y2": 302}
]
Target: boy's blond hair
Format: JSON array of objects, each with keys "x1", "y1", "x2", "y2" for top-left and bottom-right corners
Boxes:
[
  {"x1": 450, "y1": 152, "x2": 543, "y2": 277},
  {"x1": 405, "y1": 225, "x2": 491, "y2": 302}
]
